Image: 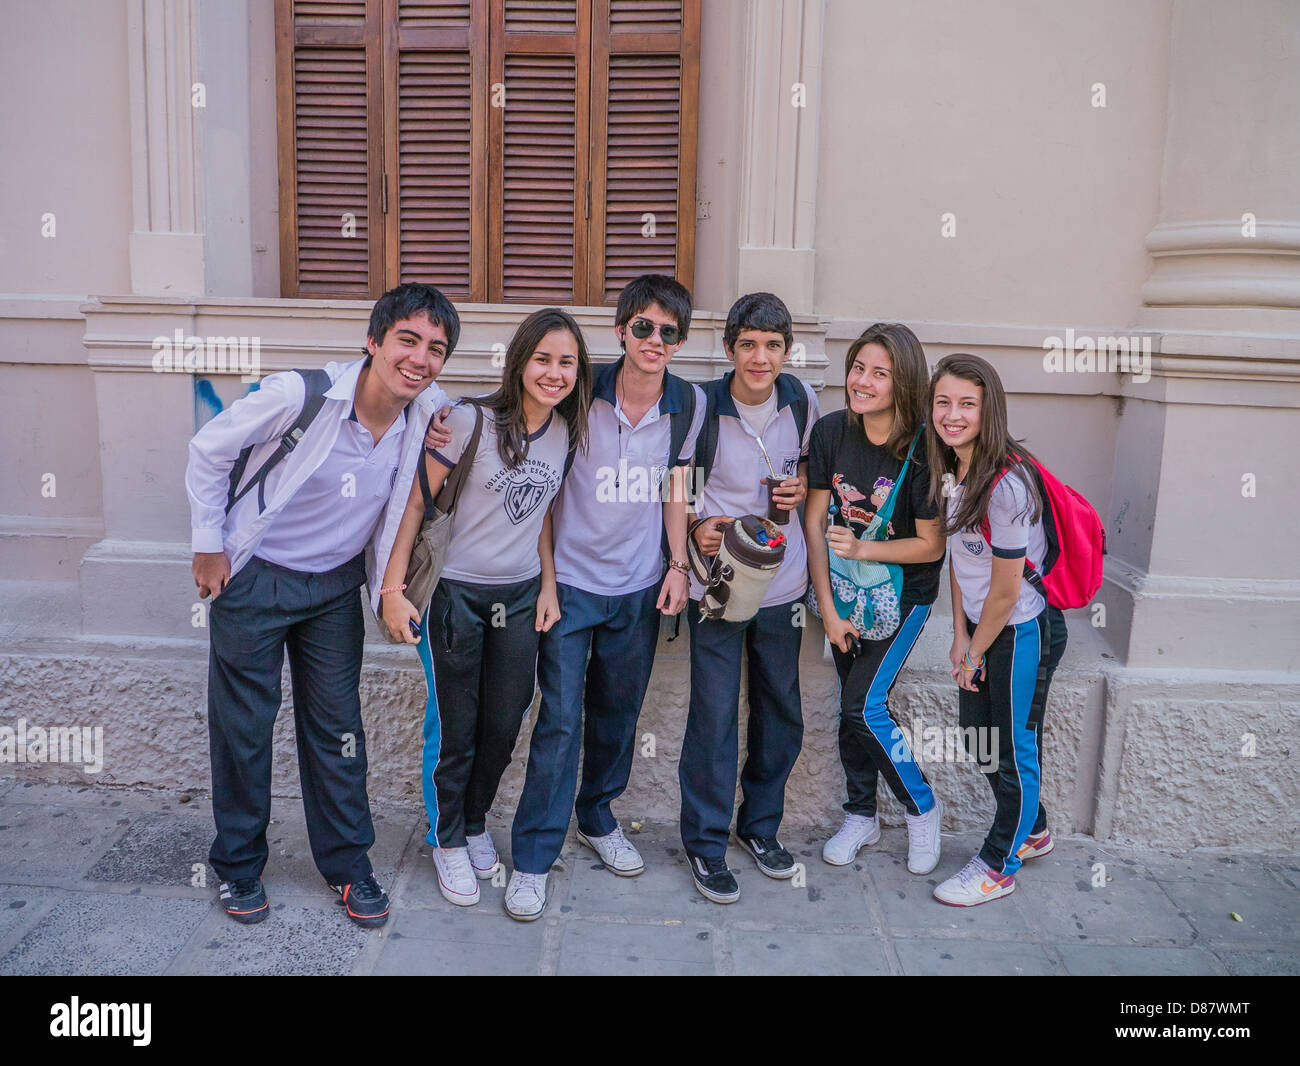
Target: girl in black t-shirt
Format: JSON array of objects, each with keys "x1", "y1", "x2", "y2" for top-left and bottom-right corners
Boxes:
[{"x1": 804, "y1": 323, "x2": 947, "y2": 876}]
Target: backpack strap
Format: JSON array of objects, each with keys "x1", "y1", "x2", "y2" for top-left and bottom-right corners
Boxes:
[
  {"x1": 423, "y1": 400, "x2": 484, "y2": 516},
  {"x1": 666, "y1": 371, "x2": 696, "y2": 466},
  {"x1": 225, "y1": 367, "x2": 332, "y2": 515},
  {"x1": 776, "y1": 372, "x2": 810, "y2": 456},
  {"x1": 976, "y1": 457, "x2": 1048, "y2": 599},
  {"x1": 692, "y1": 377, "x2": 728, "y2": 490}
]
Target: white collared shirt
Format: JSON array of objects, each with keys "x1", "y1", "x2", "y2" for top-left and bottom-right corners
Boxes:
[
  {"x1": 186, "y1": 359, "x2": 449, "y2": 591},
  {"x1": 689, "y1": 374, "x2": 819, "y2": 608},
  {"x1": 552, "y1": 362, "x2": 706, "y2": 596}
]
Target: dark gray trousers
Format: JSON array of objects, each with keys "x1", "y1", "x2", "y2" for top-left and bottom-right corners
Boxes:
[{"x1": 206, "y1": 553, "x2": 375, "y2": 885}]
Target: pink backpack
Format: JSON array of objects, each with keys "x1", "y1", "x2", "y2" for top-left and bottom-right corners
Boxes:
[{"x1": 979, "y1": 456, "x2": 1106, "y2": 610}]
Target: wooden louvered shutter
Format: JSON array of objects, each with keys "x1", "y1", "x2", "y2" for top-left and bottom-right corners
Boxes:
[
  {"x1": 383, "y1": 0, "x2": 487, "y2": 300},
  {"x1": 276, "y1": 0, "x2": 384, "y2": 297},
  {"x1": 489, "y1": 0, "x2": 591, "y2": 303},
  {"x1": 588, "y1": 0, "x2": 699, "y2": 304}
]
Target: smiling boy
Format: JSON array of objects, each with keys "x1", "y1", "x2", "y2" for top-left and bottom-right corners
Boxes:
[
  {"x1": 680, "y1": 291, "x2": 819, "y2": 903},
  {"x1": 186, "y1": 282, "x2": 457, "y2": 929}
]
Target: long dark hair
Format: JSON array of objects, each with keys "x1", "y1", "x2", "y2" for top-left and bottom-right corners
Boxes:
[
  {"x1": 844, "y1": 322, "x2": 928, "y2": 459},
  {"x1": 472, "y1": 308, "x2": 592, "y2": 469},
  {"x1": 926, "y1": 353, "x2": 1041, "y2": 535}
]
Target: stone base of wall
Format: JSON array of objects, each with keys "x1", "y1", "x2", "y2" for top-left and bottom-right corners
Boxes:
[{"x1": 3, "y1": 601, "x2": 1295, "y2": 851}]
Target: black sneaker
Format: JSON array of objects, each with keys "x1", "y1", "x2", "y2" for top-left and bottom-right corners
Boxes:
[
  {"x1": 219, "y1": 877, "x2": 269, "y2": 924},
  {"x1": 688, "y1": 853, "x2": 740, "y2": 904},
  {"x1": 327, "y1": 875, "x2": 390, "y2": 928},
  {"x1": 738, "y1": 834, "x2": 797, "y2": 879}
]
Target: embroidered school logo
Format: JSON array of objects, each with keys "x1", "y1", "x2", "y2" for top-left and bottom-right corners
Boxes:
[
  {"x1": 961, "y1": 538, "x2": 984, "y2": 556},
  {"x1": 781, "y1": 455, "x2": 799, "y2": 477},
  {"x1": 504, "y1": 476, "x2": 548, "y2": 525}
]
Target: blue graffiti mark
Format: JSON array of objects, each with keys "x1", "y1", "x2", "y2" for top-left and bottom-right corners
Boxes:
[{"x1": 194, "y1": 378, "x2": 261, "y2": 432}]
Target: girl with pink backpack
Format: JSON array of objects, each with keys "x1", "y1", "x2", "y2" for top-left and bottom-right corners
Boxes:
[{"x1": 926, "y1": 353, "x2": 1100, "y2": 906}]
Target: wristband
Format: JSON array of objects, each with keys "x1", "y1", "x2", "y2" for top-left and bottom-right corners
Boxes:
[
  {"x1": 379, "y1": 584, "x2": 407, "y2": 596},
  {"x1": 961, "y1": 649, "x2": 984, "y2": 672},
  {"x1": 668, "y1": 559, "x2": 689, "y2": 573}
]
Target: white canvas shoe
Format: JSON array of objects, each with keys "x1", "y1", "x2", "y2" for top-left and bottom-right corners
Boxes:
[
  {"x1": 822, "y1": 813, "x2": 881, "y2": 866},
  {"x1": 504, "y1": 870, "x2": 549, "y2": 921},
  {"x1": 433, "y1": 846, "x2": 480, "y2": 907},
  {"x1": 905, "y1": 798, "x2": 943, "y2": 875},
  {"x1": 577, "y1": 824, "x2": 645, "y2": 876},
  {"x1": 466, "y1": 831, "x2": 499, "y2": 879}
]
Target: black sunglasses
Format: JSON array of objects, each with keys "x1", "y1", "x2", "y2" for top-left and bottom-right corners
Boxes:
[{"x1": 628, "y1": 318, "x2": 683, "y2": 346}]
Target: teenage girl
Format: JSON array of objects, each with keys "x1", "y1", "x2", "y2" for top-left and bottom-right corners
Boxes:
[
  {"x1": 380, "y1": 308, "x2": 592, "y2": 908},
  {"x1": 927, "y1": 352, "x2": 1064, "y2": 906},
  {"x1": 804, "y1": 323, "x2": 947, "y2": 875}
]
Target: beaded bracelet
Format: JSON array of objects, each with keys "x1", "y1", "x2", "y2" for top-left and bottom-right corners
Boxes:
[{"x1": 378, "y1": 584, "x2": 407, "y2": 596}]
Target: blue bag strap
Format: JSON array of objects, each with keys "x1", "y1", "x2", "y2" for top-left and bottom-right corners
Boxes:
[{"x1": 872, "y1": 428, "x2": 924, "y2": 532}]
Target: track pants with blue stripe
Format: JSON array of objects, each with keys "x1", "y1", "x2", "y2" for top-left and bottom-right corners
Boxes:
[
  {"x1": 415, "y1": 575, "x2": 540, "y2": 849},
  {"x1": 958, "y1": 610, "x2": 1053, "y2": 877},
  {"x1": 829, "y1": 601, "x2": 936, "y2": 818}
]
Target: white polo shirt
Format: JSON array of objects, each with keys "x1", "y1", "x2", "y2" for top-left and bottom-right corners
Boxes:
[
  {"x1": 256, "y1": 405, "x2": 405, "y2": 572},
  {"x1": 948, "y1": 470, "x2": 1047, "y2": 625},
  {"x1": 689, "y1": 372, "x2": 819, "y2": 609},
  {"x1": 552, "y1": 360, "x2": 706, "y2": 596}
]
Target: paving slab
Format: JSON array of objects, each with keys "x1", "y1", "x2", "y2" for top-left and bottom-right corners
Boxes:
[
  {"x1": 1056, "y1": 944, "x2": 1228, "y2": 976},
  {"x1": 721, "y1": 852, "x2": 876, "y2": 930},
  {"x1": 85, "y1": 809, "x2": 215, "y2": 888},
  {"x1": 1014, "y1": 865, "x2": 1197, "y2": 943},
  {"x1": 1217, "y1": 949, "x2": 1300, "y2": 976},
  {"x1": 166, "y1": 898, "x2": 373, "y2": 975},
  {"x1": 557, "y1": 918, "x2": 716, "y2": 976},
  {"x1": 0, "y1": 804, "x2": 130, "y2": 882},
  {"x1": 728, "y1": 929, "x2": 892, "y2": 975},
  {"x1": 0, "y1": 891, "x2": 210, "y2": 975},
  {"x1": 894, "y1": 937, "x2": 1059, "y2": 976},
  {"x1": 0, "y1": 884, "x2": 62, "y2": 953},
  {"x1": 370, "y1": 908, "x2": 547, "y2": 976},
  {"x1": 1159, "y1": 875, "x2": 1300, "y2": 945}
]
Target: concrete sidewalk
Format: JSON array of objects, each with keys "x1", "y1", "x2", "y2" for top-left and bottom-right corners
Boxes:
[{"x1": 0, "y1": 779, "x2": 1296, "y2": 976}]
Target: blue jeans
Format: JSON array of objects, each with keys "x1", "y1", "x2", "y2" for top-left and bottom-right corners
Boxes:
[{"x1": 510, "y1": 582, "x2": 662, "y2": 874}]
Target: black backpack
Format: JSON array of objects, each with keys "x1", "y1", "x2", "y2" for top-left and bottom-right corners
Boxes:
[{"x1": 225, "y1": 368, "x2": 332, "y2": 515}]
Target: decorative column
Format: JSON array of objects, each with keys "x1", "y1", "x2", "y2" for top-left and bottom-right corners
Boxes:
[
  {"x1": 736, "y1": 0, "x2": 824, "y2": 314},
  {"x1": 127, "y1": 0, "x2": 206, "y2": 297}
]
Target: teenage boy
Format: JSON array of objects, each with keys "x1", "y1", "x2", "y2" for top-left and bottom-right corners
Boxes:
[
  {"x1": 500, "y1": 275, "x2": 705, "y2": 920},
  {"x1": 186, "y1": 282, "x2": 458, "y2": 928},
  {"x1": 680, "y1": 291, "x2": 819, "y2": 903}
]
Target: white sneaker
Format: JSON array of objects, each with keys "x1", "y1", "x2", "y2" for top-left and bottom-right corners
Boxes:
[
  {"x1": 905, "y1": 797, "x2": 943, "y2": 875},
  {"x1": 933, "y1": 854, "x2": 1016, "y2": 907},
  {"x1": 504, "y1": 870, "x2": 549, "y2": 921},
  {"x1": 821, "y1": 813, "x2": 881, "y2": 866},
  {"x1": 466, "y1": 831, "x2": 499, "y2": 879},
  {"x1": 577, "y1": 825, "x2": 645, "y2": 877},
  {"x1": 432, "y1": 846, "x2": 480, "y2": 906}
]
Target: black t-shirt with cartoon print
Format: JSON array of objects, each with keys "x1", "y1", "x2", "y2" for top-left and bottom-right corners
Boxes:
[{"x1": 807, "y1": 409, "x2": 944, "y2": 605}]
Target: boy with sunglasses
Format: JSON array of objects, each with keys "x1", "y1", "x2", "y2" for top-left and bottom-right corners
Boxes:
[{"x1": 503, "y1": 275, "x2": 705, "y2": 919}]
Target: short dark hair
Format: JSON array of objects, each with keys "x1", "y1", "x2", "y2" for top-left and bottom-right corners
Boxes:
[
  {"x1": 366, "y1": 282, "x2": 461, "y2": 358},
  {"x1": 614, "y1": 275, "x2": 693, "y2": 339},
  {"x1": 723, "y1": 292, "x2": 793, "y2": 354}
]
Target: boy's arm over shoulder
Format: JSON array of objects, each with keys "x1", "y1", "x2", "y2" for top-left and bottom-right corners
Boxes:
[{"x1": 186, "y1": 371, "x2": 305, "y2": 553}]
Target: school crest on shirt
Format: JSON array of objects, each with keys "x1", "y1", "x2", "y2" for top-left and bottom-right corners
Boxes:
[
  {"x1": 961, "y1": 537, "x2": 984, "y2": 556},
  {"x1": 504, "y1": 476, "x2": 549, "y2": 525}
]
